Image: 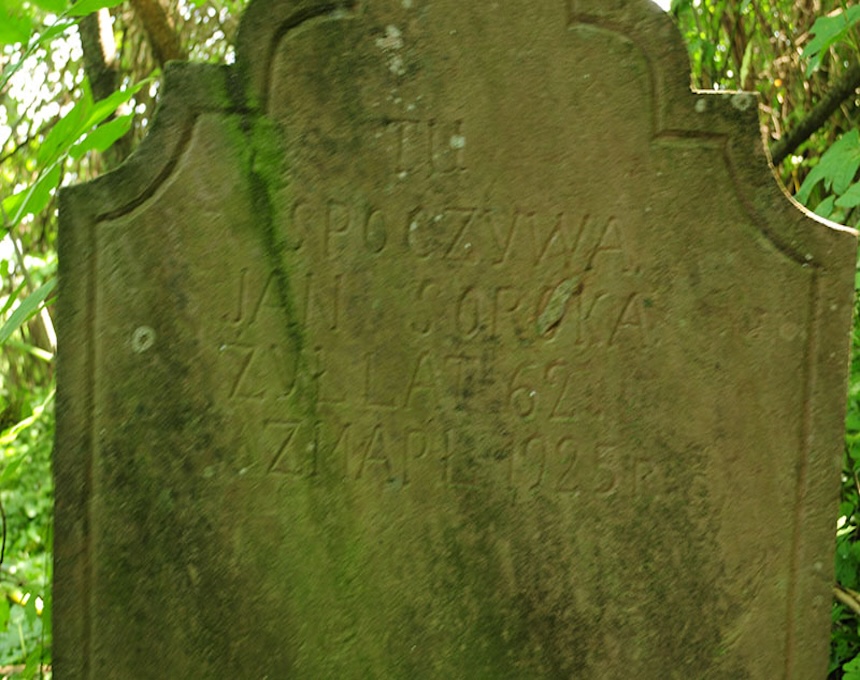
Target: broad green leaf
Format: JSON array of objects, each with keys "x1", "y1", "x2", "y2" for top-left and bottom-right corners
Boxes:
[
  {"x1": 739, "y1": 38, "x2": 754, "y2": 87},
  {"x1": 828, "y1": 132, "x2": 860, "y2": 195},
  {"x1": 0, "y1": 279, "x2": 57, "y2": 346},
  {"x1": 38, "y1": 90, "x2": 93, "y2": 166},
  {"x1": 0, "y1": 456, "x2": 24, "y2": 486},
  {"x1": 1, "y1": 189, "x2": 25, "y2": 226},
  {"x1": 796, "y1": 130, "x2": 860, "y2": 204},
  {"x1": 803, "y1": 7, "x2": 860, "y2": 75},
  {"x1": 845, "y1": 654, "x2": 860, "y2": 679},
  {"x1": 670, "y1": 0, "x2": 692, "y2": 15},
  {"x1": 836, "y1": 539, "x2": 860, "y2": 588},
  {"x1": 35, "y1": 17, "x2": 77, "y2": 44},
  {"x1": 83, "y1": 79, "x2": 148, "y2": 130},
  {"x1": 0, "y1": 388, "x2": 54, "y2": 443},
  {"x1": 0, "y1": 280, "x2": 27, "y2": 316},
  {"x1": 814, "y1": 195, "x2": 835, "y2": 219},
  {"x1": 38, "y1": 78, "x2": 145, "y2": 167},
  {"x1": 68, "y1": 0, "x2": 125, "y2": 17},
  {"x1": 18, "y1": 165, "x2": 62, "y2": 223},
  {"x1": 796, "y1": 163, "x2": 829, "y2": 205},
  {"x1": 849, "y1": 440, "x2": 860, "y2": 464},
  {"x1": 70, "y1": 113, "x2": 134, "y2": 159},
  {"x1": 0, "y1": 60, "x2": 17, "y2": 87},
  {"x1": 2, "y1": 164, "x2": 63, "y2": 227},
  {"x1": 836, "y1": 182, "x2": 860, "y2": 209},
  {"x1": 32, "y1": 0, "x2": 68, "y2": 10},
  {"x1": 0, "y1": 0, "x2": 33, "y2": 45}
]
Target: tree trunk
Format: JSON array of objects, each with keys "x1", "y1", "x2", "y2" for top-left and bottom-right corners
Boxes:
[{"x1": 130, "y1": 0, "x2": 187, "y2": 67}]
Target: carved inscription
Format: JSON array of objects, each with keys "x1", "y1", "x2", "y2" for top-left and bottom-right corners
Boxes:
[
  {"x1": 386, "y1": 117, "x2": 467, "y2": 177},
  {"x1": 286, "y1": 196, "x2": 649, "y2": 341},
  {"x1": 213, "y1": 115, "x2": 658, "y2": 498},
  {"x1": 216, "y1": 257, "x2": 657, "y2": 498},
  {"x1": 294, "y1": 199, "x2": 633, "y2": 270}
]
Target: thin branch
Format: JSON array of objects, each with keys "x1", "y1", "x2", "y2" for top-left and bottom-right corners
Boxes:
[
  {"x1": 769, "y1": 57, "x2": 860, "y2": 165},
  {"x1": 129, "y1": 0, "x2": 187, "y2": 67},
  {"x1": 835, "y1": 583, "x2": 860, "y2": 617}
]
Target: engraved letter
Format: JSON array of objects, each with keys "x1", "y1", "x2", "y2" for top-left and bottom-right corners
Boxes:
[
  {"x1": 587, "y1": 216, "x2": 628, "y2": 270},
  {"x1": 364, "y1": 208, "x2": 387, "y2": 254},
  {"x1": 430, "y1": 118, "x2": 466, "y2": 173},
  {"x1": 356, "y1": 423, "x2": 393, "y2": 480},
  {"x1": 609, "y1": 293, "x2": 648, "y2": 347},
  {"x1": 494, "y1": 208, "x2": 537, "y2": 266},
  {"x1": 288, "y1": 200, "x2": 311, "y2": 251},
  {"x1": 492, "y1": 286, "x2": 523, "y2": 336},
  {"x1": 444, "y1": 207, "x2": 479, "y2": 262},
  {"x1": 325, "y1": 200, "x2": 351, "y2": 259},
  {"x1": 412, "y1": 279, "x2": 438, "y2": 335},
  {"x1": 404, "y1": 351, "x2": 437, "y2": 409},
  {"x1": 510, "y1": 434, "x2": 546, "y2": 491},
  {"x1": 594, "y1": 445, "x2": 619, "y2": 496},
  {"x1": 508, "y1": 363, "x2": 537, "y2": 418},
  {"x1": 265, "y1": 420, "x2": 303, "y2": 475},
  {"x1": 546, "y1": 359, "x2": 575, "y2": 420},
  {"x1": 406, "y1": 208, "x2": 438, "y2": 258},
  {"x1": 556, "y1": 437, "x2": 580, "y2": 493},
  {"x1": 456, "y1": 286, "x2": 484, "y2": 339}
]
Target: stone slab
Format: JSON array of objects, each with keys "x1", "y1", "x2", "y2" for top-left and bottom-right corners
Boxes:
[{"x1": 56, "y1": 0, "x2": 858, "y2": 677}]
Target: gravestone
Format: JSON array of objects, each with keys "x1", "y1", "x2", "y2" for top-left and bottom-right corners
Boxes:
[{"x1": 55, "y1": 0, "x2": 858, "y2": 677}]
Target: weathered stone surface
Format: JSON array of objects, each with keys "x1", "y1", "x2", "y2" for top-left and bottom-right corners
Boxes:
[{"x1": 55, "y1": 1, "x2": 857, "y2": 677}]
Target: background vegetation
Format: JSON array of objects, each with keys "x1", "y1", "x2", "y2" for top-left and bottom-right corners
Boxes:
[{"x1": 0, "y1": 0, "x2": 858, "y2": 677}]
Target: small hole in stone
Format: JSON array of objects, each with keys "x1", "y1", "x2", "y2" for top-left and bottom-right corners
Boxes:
[{"x1": 132, "y1": 326, "x2": 156, "y2": 353}]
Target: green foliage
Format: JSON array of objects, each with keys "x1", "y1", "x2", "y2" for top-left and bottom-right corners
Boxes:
[
  {"x1": 846, "y1": 655, "x2": 860, "y2": 680},
  {"x1": 0, "y1": 387, "x2": 53, "y2": 676},
  {"x1": 833, "y1": 600, "x2": 860, "y2": 678},
  {"x1": 0, "y1": 281, "x2": 55, "y2": 348},
  {"x1": 3, "y1": 77, "x2": 148, "y2": 233},
  {"x1": 0, "y1": 0, "x2": 34, "y2": 46},
  {"x1": 796, "y1": 130, "x2": 860, "y2": 222},
  {"x1": 804, "y1": 7, "x2": 860, "y2": 76},
  {"x1": 670, "y1": 0, "x2": 860, "y2": 224}
]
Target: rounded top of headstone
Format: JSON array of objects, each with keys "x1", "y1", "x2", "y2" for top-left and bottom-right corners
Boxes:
[{"x1": 234, "y1": 0, "x2": 692, "y2": 119}]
